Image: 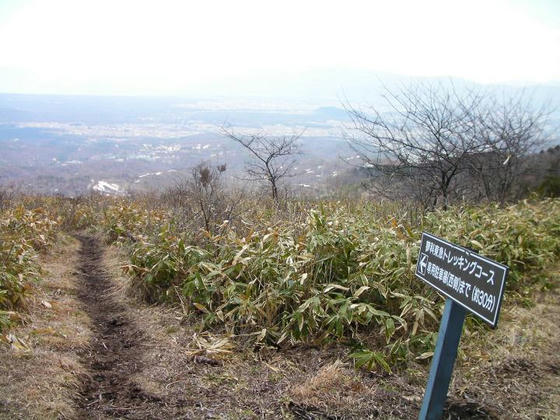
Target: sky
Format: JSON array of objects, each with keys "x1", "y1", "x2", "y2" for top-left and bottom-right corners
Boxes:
[{"x1": 0, "y1": 0, "x2": 559, "y2": 96}]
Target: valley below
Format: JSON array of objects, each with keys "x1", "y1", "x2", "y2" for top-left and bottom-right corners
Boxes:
[{"x1": 0, "y1": 94, "x2": 357, "y2": 196}]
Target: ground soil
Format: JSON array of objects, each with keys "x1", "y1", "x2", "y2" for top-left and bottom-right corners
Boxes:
[
  {"x1": 0, "y1": 234, "x2": 559, "y2": 419},
  {"x1": 74, "y1": 235, "x2": 184, "y2": 418}
]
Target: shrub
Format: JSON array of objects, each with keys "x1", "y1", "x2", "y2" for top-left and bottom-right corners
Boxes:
[{"x1": 0, "y1": 205, "x2": 60, "y2": 330}]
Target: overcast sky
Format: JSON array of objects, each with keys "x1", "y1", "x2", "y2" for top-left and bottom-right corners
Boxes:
[{"x1": 0, "y1": 0, "x2": 559, "y2": 96}]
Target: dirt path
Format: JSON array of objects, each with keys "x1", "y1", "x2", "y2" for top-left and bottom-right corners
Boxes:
[{"x1": 74, "y1": 236, "x2": 176, "y2": 419}]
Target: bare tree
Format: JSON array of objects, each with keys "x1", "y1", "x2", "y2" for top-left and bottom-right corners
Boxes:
[
  {"x1": 466, "y1": 92, "x2": 549, "y2": 203},
  {"x1": 345, "y1": 82, "x2": 486, "y2": 208},
  {"x1": 345, "y1": 82, "x2": 549, "y2": 207},
  {"x1": 163, "y1": 163, "x2": 241, "y2": 233},
  {"x1": 222, "y1": 129, "x2": 301, "y2": 203}
]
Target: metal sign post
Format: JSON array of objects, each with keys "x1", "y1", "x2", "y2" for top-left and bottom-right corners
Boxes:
[
  {"x1": 415, "y1": 232, "x2": 508, "y2": 420},
  {"x1": 418, "y1": 299, "x2": 465, "y2": 420}
]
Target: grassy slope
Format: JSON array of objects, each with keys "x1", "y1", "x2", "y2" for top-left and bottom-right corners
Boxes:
[
  {"x1": 0, "y1": 236, "x2": 558, "y2": 419},
  {"x1": 0, "y1": 197, "x2": 559, "y2": 418}
]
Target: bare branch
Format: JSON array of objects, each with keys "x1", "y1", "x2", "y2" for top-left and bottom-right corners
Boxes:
[
  {"x1": 222, "y1": 127, "x2": 302, "y2": 203},
  {"x1": 345, "y1": 82, "x2": 549, "y2": 207}
]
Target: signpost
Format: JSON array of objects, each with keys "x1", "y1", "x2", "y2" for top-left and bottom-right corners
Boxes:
[{"x1": 415, "y1": 232, "x2": 508, "y2": 420}]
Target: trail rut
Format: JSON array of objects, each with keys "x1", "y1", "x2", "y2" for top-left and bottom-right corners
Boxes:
[{"x1": 74, "y1": 236, "x2": 173, "y2": 419}]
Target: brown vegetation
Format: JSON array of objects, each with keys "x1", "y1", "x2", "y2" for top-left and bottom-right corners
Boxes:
[{"x1": 0, "y1": 191, "x2": 558, "y2": 418}]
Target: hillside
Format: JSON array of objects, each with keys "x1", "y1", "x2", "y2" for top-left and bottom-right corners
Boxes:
[
  {"x1": 0, "y1": 94, "x2": 355, "y2": 196},
  {"x1": 1, "y1": 82, "x2": 559, "y2": 197},
  {"x1": 0, "y1": 195, "x2": 559, "y2": 418}
]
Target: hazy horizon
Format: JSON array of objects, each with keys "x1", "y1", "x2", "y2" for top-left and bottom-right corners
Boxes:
[
  {"x1": 1, "y1": 0, "x2": 559, "y2": 97},
  {"x1": 1, "y1": 0, "x2": 559, "y2": 197}
]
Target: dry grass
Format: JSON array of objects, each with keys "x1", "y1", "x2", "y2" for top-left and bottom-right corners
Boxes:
[
  {"x1": 287, "y1": 356, "x2": 422, "y2": 418},
  {"x1": 102, "y1": 244, "x2": 304, "y2": 417},
  {"x1": 290, "y1": 360, "x2": 369, "y2": 409},
  {"x1": 0, "y1": 235, "x2": 90, "y2": 419},
  {"x1": 452, "y1": 268, "x2": 560, "y2": 419},
  {"x1": 1, "y1": 235, "x2": 558, "y2": 419}
]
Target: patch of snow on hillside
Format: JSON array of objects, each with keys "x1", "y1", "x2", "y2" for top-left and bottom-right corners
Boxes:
[
  {"x1": 61, "y1": 160, "x2": 83, "y2": 166},
  {"x1": 138, "y1": 172, "x2": 163, "y2": 178},
  {"x1": 92, "y1": 180, "x2": 121, "y2": 194}
]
